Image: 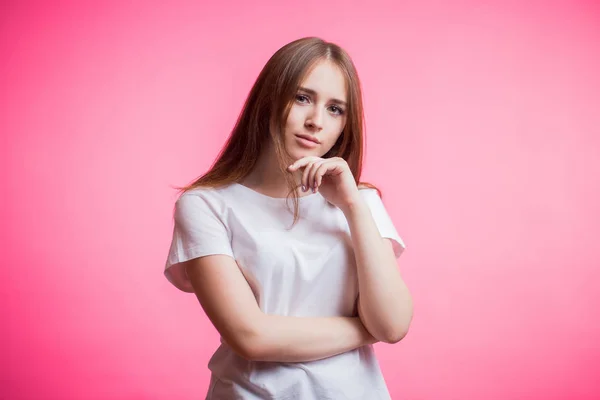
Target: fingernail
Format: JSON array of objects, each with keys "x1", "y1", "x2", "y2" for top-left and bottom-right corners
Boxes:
[{"x1": 302, "y1": 185, "x2": 306, "y2": 192}]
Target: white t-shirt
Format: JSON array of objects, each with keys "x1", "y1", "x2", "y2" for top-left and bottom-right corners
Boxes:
[{"x1": 164, "y1": 182, "x2": 406, "y2": 400}]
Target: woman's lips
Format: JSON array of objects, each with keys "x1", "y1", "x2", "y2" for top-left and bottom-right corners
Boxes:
[{"x1": 295, "y1": 135, "x2": 319, "y2": 148}]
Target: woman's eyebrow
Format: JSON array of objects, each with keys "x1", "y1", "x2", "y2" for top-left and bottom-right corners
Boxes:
[{"x1": 298, "y1": 86, "x2": 347, "y2": 106}]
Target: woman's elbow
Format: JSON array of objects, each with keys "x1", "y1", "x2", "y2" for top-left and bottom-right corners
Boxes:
[
  {"x1": 381, "y1": 326, "x2": 409, "y2": 344},
  {"x1": 382, "y1": 302, "x2": 414, "y2": 343},
  {"x1": 380, "y1": 316, "x2": 413, "y2": 344}
]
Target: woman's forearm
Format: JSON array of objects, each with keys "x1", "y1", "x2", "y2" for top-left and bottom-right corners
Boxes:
[{"x1": 243, "y1": 315, "x2": 376, "y2": 362}]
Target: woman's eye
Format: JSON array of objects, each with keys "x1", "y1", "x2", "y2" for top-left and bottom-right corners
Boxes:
[
  {"x1": 330, "y1": 106, "x2": 344, "y2": 115},
  {"x1": 296, "y1": 94, "x2": 309, "y2": 103}
]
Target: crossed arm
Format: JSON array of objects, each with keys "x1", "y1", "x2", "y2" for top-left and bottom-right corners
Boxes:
[
  {"x1": 184, "y1": 198, "x2": 412, "y2": 362},
  {"x1": 184, "y1": 255, "x2": 376, "y2": 363}
]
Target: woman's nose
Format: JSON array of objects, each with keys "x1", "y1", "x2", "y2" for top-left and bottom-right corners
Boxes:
[{"x1": 305, "y1": 108, "x2": 323, "y2": 131}]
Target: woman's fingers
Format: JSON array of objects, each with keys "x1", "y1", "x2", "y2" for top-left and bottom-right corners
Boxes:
[
  {"x1": 288, "y1": 157, "x2": 329, "y2": 192},
  {"x1": 308, "y1": 160, "x2": 326, "y2": 192},
  {"x1": 314, "y1": 161, "x2": 331, "y2": 190},
  {"x1": 301, "y1": 161, "x2": 312, "y2": 191},
  {"x1": 303, "y1": 160, "x2": 320, "y2": 192},
  {"x1": 288, "y1": 156, "x2": 317, "y2": 172}
]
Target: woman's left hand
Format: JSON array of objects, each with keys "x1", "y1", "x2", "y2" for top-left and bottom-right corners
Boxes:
[{"x1": 287, "y1": 156, "x2": 361, "y2": 212}]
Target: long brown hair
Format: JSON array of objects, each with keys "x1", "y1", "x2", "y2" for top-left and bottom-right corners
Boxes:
[{"x1": 174, "y1": 37, "x2": 380, "y2": 224}]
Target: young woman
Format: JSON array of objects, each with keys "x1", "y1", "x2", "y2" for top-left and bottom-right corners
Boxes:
[{"x1": 164, "y1": 37, "x2": 413, "y2": 400}]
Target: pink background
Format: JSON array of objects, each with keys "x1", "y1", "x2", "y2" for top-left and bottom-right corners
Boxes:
[{"x1": 2, "y1": 1, "x2": 599, "y2": 399}]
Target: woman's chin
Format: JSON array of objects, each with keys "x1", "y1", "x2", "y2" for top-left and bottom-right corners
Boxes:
[{"x1": 287, "y1": 147, "x2": 314, "y2": 160}]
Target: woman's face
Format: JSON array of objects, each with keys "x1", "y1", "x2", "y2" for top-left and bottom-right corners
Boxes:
[{"x1": 283, "y1": 60, "x2": 348, "y2": 160}]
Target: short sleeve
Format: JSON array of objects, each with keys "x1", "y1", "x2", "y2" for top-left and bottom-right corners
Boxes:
[
  {"x1": 164, "y1": 191, "x2": 234, "y2": 293},
  {"x1": 359, "y1": 188, "x2": 406, "y2": 259}
]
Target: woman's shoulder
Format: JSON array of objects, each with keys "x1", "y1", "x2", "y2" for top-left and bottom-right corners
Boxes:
[{"x1": 174, "y1": 183, "x2": 237, "y2": 212}]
